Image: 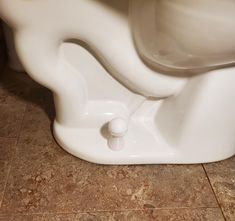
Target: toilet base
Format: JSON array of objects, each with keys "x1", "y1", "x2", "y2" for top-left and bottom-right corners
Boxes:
[
  {"x1": 53, "y1": 99, "x2": 234, "y2": 165},
  {"x1": 2, "y1": 0, "x2": 235, "y2": 165},
  {"x1": 51, "y1": 43, "x2": 235, "y2": 165},
  {"x1": 53, "y1": 122, "x2": 234, "y2": 165}
]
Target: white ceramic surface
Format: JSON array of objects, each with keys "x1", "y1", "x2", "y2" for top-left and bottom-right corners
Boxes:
[
  {"x1": 0, "y1": 0, "x2": 235, "y2": 164},
  {"x1": 131, "y1": 0, "x2": 235, "y2": 71}
]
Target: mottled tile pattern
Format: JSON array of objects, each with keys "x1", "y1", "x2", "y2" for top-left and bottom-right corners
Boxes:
[
  {"x1": 0, "y1": 141, "x2": 218, "y2": 214},
  {"x1": 204, "y1": 156, "x2": 235, "y2": 221},
  {"x1": 17, "y1": 91, "x2": 54, "y2": 146},
  {"x1": 0, "y1": 95, "x2": 217, "y2": 213},
  {"x1": 0, "y1": 97, "x2": 26, "y2": 138},
  {"x1": 0, "y1": 69, "x2": 27, "y2": 137},
  {"x1": 112, "y1": 208, "x2": 225, "y2": 221},
  {"x1": 0, "y1": 208, "x2": 225, "y2": 221},
  {"x1": 0, "y1": 67, "x2": 232, "y2": 220},
  {"x1": 0, "y1": 68, "x2": 52, "y2": 138},
  {"x1": 0, "y1": 137, "x2": 16, "y2": 207}
]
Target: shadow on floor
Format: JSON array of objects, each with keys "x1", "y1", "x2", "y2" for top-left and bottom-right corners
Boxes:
[{"x1": 0, "y1": 65, "x2": 55, "y2": 121}]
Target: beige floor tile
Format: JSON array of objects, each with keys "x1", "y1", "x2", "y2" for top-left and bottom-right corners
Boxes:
[
  {"x1": 0, "y1": 137, "x2": 17, "y2": 207},
  {"x1": 1, "y1": 68, "x2": 231, "y2": 219},
  {"x1": 204, "y1": 156, "x2": 235, "y2": 221},
  {"x1": 0, "y1": 136, "x2": 217, "y2": 213},
  {"x1": 0, "y1": 80, "x2": 218, "y2": 214},
  {"x1": 0, "y1": 68, "x2": 53, "y2": 139},
  {"x1": 17, "y1": 95, "x2": 54, "y2": 147},
  {"x1": 0, "y1": 69, "x2": 37, "y2": 138},
  {"x1": 0, "y1": 208, "x2": 224, "y2": 221},
  {"x1": 0, "y1": 99, "x2": 26, "y2": 138}
]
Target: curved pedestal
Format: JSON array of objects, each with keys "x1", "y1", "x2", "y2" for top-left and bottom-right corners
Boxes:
[
  {"x1": 53, "y1": 116, "x2": 235, "y2": 165},
  {"x1": 53, "y1": 90, "x2": 235, "y2": 165},
  {"x1": 1, "y1": 0, "x2": 235, "y2": 164}
]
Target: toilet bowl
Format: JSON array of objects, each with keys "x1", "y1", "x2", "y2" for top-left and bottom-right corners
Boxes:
[{"x1": 0, "y1": 0, "x2": 235, "y2": 164}]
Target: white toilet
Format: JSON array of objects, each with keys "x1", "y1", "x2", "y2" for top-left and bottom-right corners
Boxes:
[{"x1": 0, "y1": 0, "x2": 235, "y2": 164}]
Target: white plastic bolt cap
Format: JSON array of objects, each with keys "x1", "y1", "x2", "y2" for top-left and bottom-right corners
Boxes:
[{"x1": 108, "y1": 118, "x2": 128, "y2": 137}]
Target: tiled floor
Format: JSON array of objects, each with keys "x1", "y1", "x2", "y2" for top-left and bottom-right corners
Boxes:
[{"x1": 0, "y1": 67, "x2": 234, "y2": 221}]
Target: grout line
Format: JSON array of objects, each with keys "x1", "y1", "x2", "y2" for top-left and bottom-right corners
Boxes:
[
  {"x1": 0, "y1": 206, "x2": 222, "y2": 216},
  {"x1": 0, "y1": 101, "x2": 28, "y2": 210},
  {"x1": 201, "y1": 164, "x2": 227, "y2": 221},
  {"x1": 0, "y1": 136, "x2": 20, "y2": 139},
  {"x1": 0, "y1": 164, "x2": 12, "y2": 209}
]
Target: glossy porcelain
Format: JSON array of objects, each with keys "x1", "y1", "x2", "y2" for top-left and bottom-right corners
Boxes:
[
  {"x1": 0, "y1": 0, "x2": 235, "y2": 164},
  {"x1": 131, "y1": 0, "x2": 235, "y2": 71}
]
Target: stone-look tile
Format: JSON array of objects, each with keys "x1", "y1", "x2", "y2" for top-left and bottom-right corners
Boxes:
[
  {"x1": 0, "y1": 67, "x2": 52, "y2": 138},
  {"x1": 17, "y1": 91, "x2": 54, "y2": 147},
  {"x1": 0, "y1": 97, "x2": 26, "y2": 138},
  {"x1": 113, "y1": 208, "x2": 225, "y2": 221},
  {"x1": 0, "y1": 213, "x2": 113, "y2": 221},
  {"x1": 0, "y1": 142, "x2": 218, "y2": 213},
  {"x1": 0, "y1": 69, "x2": 28, "y2": 138},
  {"x1": 0, "y1": 68, "x2": 228, "y2": 218},
  {"x1": 0, "y1": 92, "x2": 217, "y2": 214},
  {"x1": 0, "y1": 67, "x2": 49, "y2": 105},
  {"x1": 204, "y1": 156, "x2": 235, "y2": 221},
  {"x1": 0, "y1": 208, "x2": 225, "y2": 221},
  {"x1": 0, "y1": 137, "x2": 17, "y2": 207},
  {"x1": 2, "y1": 68, "x2": 55, "y2": 146}
]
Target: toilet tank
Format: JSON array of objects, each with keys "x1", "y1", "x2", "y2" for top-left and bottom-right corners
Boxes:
[{"x1": 130, "y1": 0, "x2": 235, "y2": 71}]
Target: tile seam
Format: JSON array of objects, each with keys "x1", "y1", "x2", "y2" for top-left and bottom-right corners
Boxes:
[
  {"x1": 202, "y1": 164, "x2": 227, "y2": 221},
  {"x1": 0, "y1": 96, "x2": 28, "y2": 210}
]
